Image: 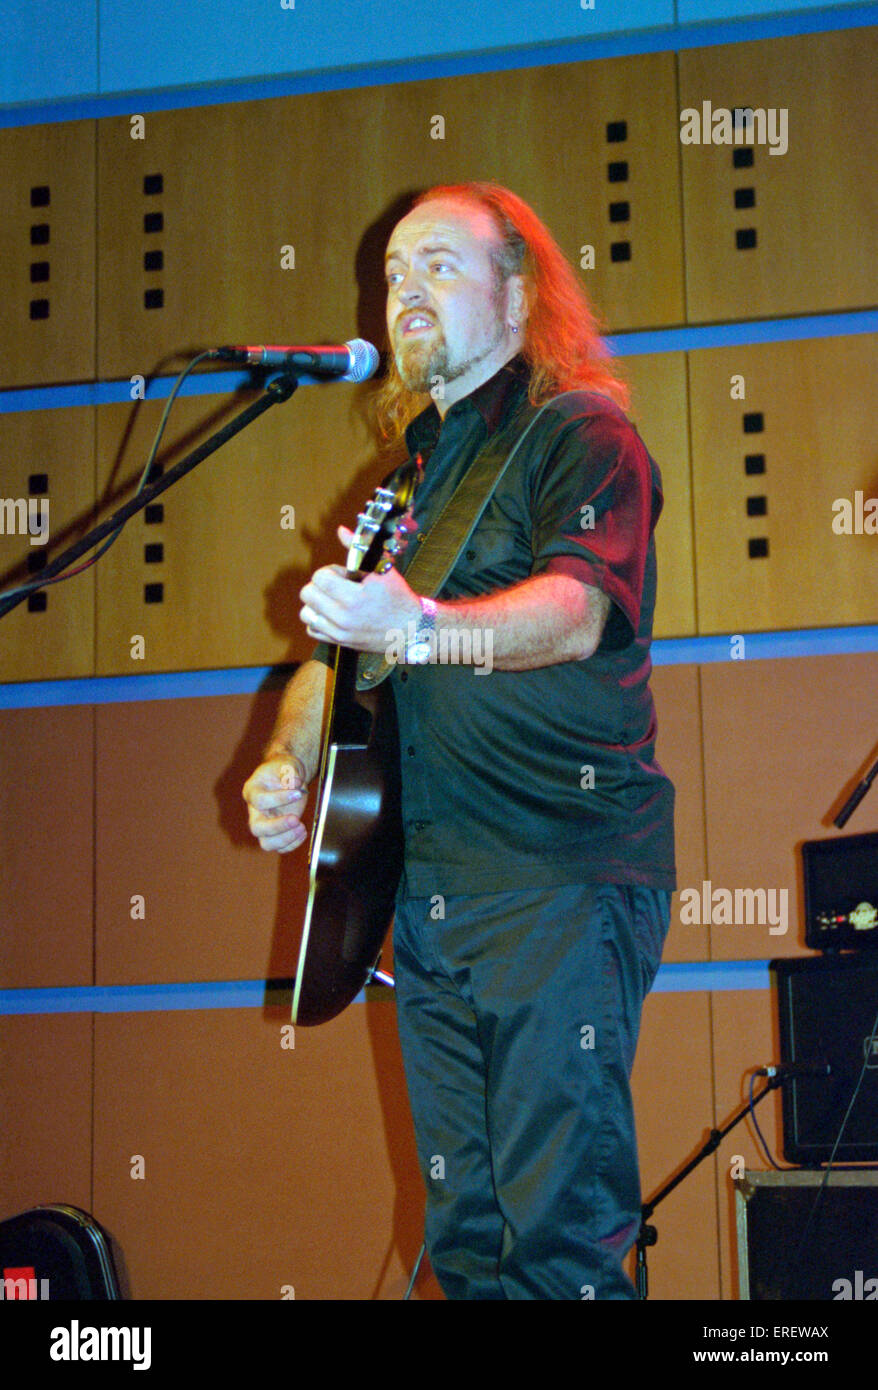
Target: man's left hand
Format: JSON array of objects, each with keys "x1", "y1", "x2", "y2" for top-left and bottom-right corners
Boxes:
[{"x1": 299, "y1": 525, "x2": 420, "y2": 652}]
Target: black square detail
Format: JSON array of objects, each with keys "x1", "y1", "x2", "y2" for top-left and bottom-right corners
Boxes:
[
  {"x1": 734, "y1": 187, "x2": 756, "y2": 209},
  {"x1": 144, "y1": 543, "x2": 164, "y2": 563},
  {"x1": 610, "y1": 241, "x2": 631, "y2": 262},
  {"x1": 743, "y1": 412, "x2": 764, "y2": 433},
  {"x1": 733, "y1": 148, "x2": 754, "y2": 168},
  {"x1": 746, "y1": 495, "x2": 767, "y2": 517},
  {"x1": 147, "y1": 461, "x2": 164, "y2": 481},
  {"x1": 748, "y1": 537, "x2": 769, "y2": 559},
  {"x1": 144, "y1": 212, "x2": 164, "y2": 233},
  {"x1": 607, "y1": 161, "x2": 629, "y2": 183},
  {"x1": 28, "y1": 473, "x2": 49, "y2": 493},
  {"x1": 30, "y1": 224, "x2": 50, "y2": 245},
  {"x1": 144, "y1": 503, "x2": 164, "y2": 524},
  {"x1": 606, "y1": 120, "x2": 627, "y2": 142},
  {"x1": 27, "y1": 591, "x2": 48, "y2": 612},
  {"x1": 30, "y1": 185, "x2": 50, "y2": 207},
  {"x1": 736, "y1": 227, "x2": 757, "y2": 250},
  {"x1": 745, "y1": 454, "x2": 766, "y2": 475},
  {"x1": 144, "y1": 250, "x2": 163, "y2": 271},
  {"x1": 30, "y1": 261, "x2": 50, "y2": 283},
  {"x1": 29, "y1": 299, "x2": 50, "y2": 319},
  {"x1": 27, "y1": 551, "x2": 47, "y2": 573},
  {"x1": 144, "y1": 582, "x2": 164, "y2": 603},
  {"x1": 144, "y1": 288, "x2": 164, "y2": 309},
  {"x1": 143, "y1": 173, "x2": 163, "y2": 195},
  {"x1": 609, "y1": 201, "x2": 630, "y2": 223}
]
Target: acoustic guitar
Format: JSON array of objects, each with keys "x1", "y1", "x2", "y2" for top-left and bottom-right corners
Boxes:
[{"x1": 292, "y1": 472, "x2": 416, "y2": 1025}]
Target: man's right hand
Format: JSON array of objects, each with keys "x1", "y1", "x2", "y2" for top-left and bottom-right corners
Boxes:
[{"x1": 242, "y1": 755, "x2": 310, "y2": 854}]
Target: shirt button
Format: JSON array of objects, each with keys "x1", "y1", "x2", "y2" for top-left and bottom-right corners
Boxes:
[
  {"x1": 466, "y1": 548, "x2": 476, "y2": 560},
  {"x1": 407, "y1": 746, "x2": 416, "y2": 757},
  {"x1": 400, "y1": 671, "x2": 408, "y2": 683}
]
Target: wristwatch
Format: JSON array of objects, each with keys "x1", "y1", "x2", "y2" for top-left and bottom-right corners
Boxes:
[{"x1": 405, "y1": 596, "x2": 437, "y2": 664}]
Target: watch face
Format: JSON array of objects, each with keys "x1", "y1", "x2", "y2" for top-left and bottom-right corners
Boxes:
[{"x1": 405, "y1": 641, "x2": 432, "y2": 664}]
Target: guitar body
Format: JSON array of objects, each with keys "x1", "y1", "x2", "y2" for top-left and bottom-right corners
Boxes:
[
  {"x1": 292, "y1": 666, "x2": 403, "y2": 1025},
  {"x1": 291, "y1": 480, "x2": 414, "y2": 1026}
]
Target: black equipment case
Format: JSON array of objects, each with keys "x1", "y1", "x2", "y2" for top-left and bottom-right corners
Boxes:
[{"x1": 0, "y1": 1204, "x2": 126, "y2": 1300}]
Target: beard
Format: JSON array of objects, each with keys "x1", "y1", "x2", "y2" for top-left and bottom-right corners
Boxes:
[
  {"x1": 395, "y1": 332, "x2": 451, "y2": 395},
  {"x1": 393, "y1": 297, "x2": 507, "y2": 396}
]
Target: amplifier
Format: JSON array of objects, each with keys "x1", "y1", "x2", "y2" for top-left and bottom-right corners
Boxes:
[
  {"x1": 802, "y1": 831, "x2": 878, "y2": 951},
  {"x1": 735, "y1": 1169, "x2": 878, "y2": 1300}
]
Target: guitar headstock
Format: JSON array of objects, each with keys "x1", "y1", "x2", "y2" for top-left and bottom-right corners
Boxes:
[
  {"x1": 346, "y1": 488, "x2": 398, "y2": 575},
  {"x1": 346, "y1": 460, "x2": 419, "y2": 576}
]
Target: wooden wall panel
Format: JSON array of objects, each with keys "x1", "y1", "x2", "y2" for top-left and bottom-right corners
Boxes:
[
  {"x1": 95, "y1": 692, "x2": 307, "y2": 986},
  {"x1": 0, "y1": 1014, "x2": 93, "y2": 1222},
  {"x1": 630, "y1": 989, "x2": 720, "y2": 1299},
  {"x1": 689, "y1": 335, "x2": 878, "y2": 635},
  {"x1": 700, "y1": 652, "x2": 878, "y2": 962},
  {"x1": 0, "y1": 406, "x2": 96, "y2": 683},
  {"x1": 680, "y1": 28, "x2": 878, "y2": 322},
  {"x1": 96, "y1": 52, "x2": 684, "y2": 383},
  {"x1": 621, "y1": 351, "x2": 695, "y2": 639},
  {"x1": 0, "y1": 705, "x2": 93, "y2": 989},
  {"x1": 92, "y1": 1000, "x2": 440, "y2": 1299},
  {"x1": 0, "y1": 120, "x2": 96, "y2": 389},
  {"x1": 650, "y1": 665, "x2": 708, "y2": 964},
  {"x1": 93, "y1": 383, "x2": 382, "y2": 675}
]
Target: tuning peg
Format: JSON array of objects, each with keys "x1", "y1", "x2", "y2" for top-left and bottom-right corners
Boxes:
[{"x1": 386, "y1": 513, "x2": 419, "y2": 557}]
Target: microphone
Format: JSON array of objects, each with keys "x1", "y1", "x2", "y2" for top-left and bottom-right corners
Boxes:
[
  {"x1": 208, "y1": 338, "x2": 380, "y2": 382},
  {"x1": 755, "y1": 1062, "x2": 833, "y2": 1079}
]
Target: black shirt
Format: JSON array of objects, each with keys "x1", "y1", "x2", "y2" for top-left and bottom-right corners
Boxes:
[{"x1": 317, "y1": 354, "x2": 675, "y2": 896}]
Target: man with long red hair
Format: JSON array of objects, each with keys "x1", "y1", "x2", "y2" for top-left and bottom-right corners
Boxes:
[{"x1": 244, "y1": 182, "x2": 676, "y2": 1299}]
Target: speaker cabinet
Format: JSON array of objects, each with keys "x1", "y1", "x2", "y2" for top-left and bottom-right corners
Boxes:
[
  {"x1": 772, "y1": 954, "x2": 878, "y2": 1164},
  {"x1": 735, "y1": 1170, "x2": 878, "y2": 1300}
]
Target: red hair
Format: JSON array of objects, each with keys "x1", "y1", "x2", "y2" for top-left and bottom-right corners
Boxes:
[{"x1": 372, "y1": 181, "x2": 629, "y2": 450}]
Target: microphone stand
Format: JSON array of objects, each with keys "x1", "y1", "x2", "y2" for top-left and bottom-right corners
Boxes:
[
  {"x1": 834, "y1": 753, "x2": 878, "y2": 828},
  {"x1": 636, "y1": 1075, "x2": 784, "y2": 1299},
  {"x1": 0, "y1": 371, "x2": 299, "y2": 621}
]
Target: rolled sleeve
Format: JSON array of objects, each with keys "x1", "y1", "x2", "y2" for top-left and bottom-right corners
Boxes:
[{"x1": 529, "y1": 408, "x2": 661, "y2": 649}]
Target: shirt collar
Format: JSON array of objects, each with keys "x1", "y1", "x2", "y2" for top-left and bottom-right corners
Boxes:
[{"x1": 404, "y1": 353, "x2": 531, "y2": 456}]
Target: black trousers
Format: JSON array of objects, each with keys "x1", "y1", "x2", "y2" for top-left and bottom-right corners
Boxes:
[{"x1": 393, "y1": 880, "x2": 671, "y2": 1300}]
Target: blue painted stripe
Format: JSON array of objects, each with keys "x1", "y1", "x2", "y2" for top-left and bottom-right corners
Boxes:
[
  {"x1": 0, "y1": 980, "x2": 280, "y2": 1015},
  {"x1": 1, "y1": 312, "x2": 875, "y2": 415},
  {"x1": 0, "y1": 665, "x2": 289, "y2": 709},
  {"x1": 0, "y1": 370, "x2": 362, "y2": 414},
  {"x1": 2, "y1": 625, "x2": 877, "y2": 709},
  {"x1": 0, "y1": 959, "x2": 770, "y2": 1014},
  {"x1": 652, "y1": 960, "x2": 770, "y2": 993},
  {"x1": 652, "y1": 626, "x2": 878, "y2": 665},
  {"x1": 607, "y1": 310, "x2": 878, "y2": 357},
  {"x1": 0, "y1": 372, "x2": 247, "y2": 413},
  {"x1": 0, "y1": 4, "x2": 874, "y2": 129}
]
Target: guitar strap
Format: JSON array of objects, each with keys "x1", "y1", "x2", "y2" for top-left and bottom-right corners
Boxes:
[{"x1": 356, "y1": 389, "x2": 580, "y2": 690}]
